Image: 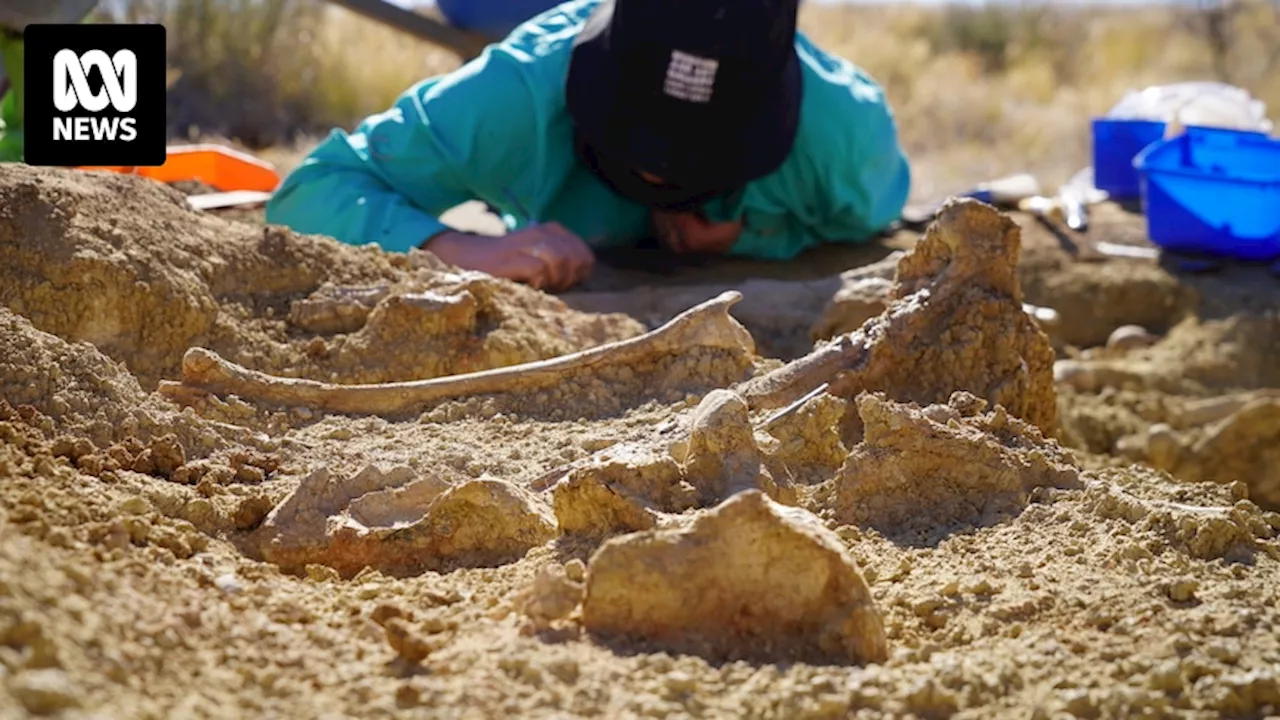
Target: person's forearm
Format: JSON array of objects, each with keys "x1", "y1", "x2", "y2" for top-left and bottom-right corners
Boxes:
[
  {"x1": 419, "y1": 229, "x2": 480, "y2": 263},
  {"x1": 265, "y1": 164, "x2": 456, "y2": 253}
]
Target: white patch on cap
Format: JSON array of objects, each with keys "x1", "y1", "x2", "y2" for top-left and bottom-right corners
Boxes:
[{"x1": 663, "y1": 50, "x2": 718, "y2": 103}]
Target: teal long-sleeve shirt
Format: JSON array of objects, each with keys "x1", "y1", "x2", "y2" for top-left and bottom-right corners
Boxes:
[{"x1": 265, "y1": 0, "x2": 911, "y2": 261}]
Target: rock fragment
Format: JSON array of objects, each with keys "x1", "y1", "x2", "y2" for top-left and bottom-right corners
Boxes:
[
  {"x1": 680, "y1": 389, "x2": 794, "y2": 505},
  {"x1": 1184, "y1": 399, "x2": 1280, "y2": 510},
  {"x1": 519, "y1": 563, "x2": 585, "y2": 629},
  {"x1": 9, "y1": 668, "x2": 80, "y2": 714},
  {"x1": 581, "y1": 490, "x2": 886, "y2": 665},
  {"x1": 1117, "y1": 398, "x2": 1280, "y2": 511},
  {"x1": 255, "y1": 465, "x2": 554, "y2": 576},
  {"x1": 823, "y1": 392, "x2": 1081, "y2": 535},
  {"x1": 551, "y1": 444, "x2": 685, "y2": 537},
  {"x1": 288, "y1": 284, "x2": 391, "y2": 334},
  {"x1": 358, "y1": 290, "x2": 479, "y2": 341},
  {"x1": 1106, "y1": 324, "x2": 1159, "y2": 353},
  {"x1": 552, "y1": 390, "x2": 797, "y2": 539},
  {"x1": 739, "y1": 198, "x2": 1060, "y2": 437}
]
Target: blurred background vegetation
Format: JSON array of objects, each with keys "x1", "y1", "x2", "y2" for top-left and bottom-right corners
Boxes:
[{"x1": 91, "y1": 0, "x2": 1280, "y2": 200}]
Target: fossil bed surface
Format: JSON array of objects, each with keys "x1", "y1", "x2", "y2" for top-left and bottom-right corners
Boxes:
[{"x1": 1, "y1": 164, "x2": 1279, "y2": 719}]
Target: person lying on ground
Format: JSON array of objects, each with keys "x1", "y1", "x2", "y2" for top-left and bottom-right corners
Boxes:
[
  {"x1": 0, "y1": 0, "x2": 101, "y2": 163},
  {"x1": 266, "y1": 0, "x2": 912, "y2": 292}
]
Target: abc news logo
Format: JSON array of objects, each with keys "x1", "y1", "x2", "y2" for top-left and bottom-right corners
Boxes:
[
  {"x1": 25, "y1": 24, "x2": 165, "y2": 166},
  {"x1": 54, "y1": 49, "x2": 140, "y2": 142}
]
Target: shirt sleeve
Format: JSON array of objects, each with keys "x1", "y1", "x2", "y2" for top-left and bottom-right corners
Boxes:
[
  {"x1": 808, "y1": 95, "x2": 911, "y2": 246},
  {"x1": 722, "y1": 63, "x2": 912, "y2": 262},
  {"x1": 265, "y1": 50, "x2": 542, "y2": 254}
]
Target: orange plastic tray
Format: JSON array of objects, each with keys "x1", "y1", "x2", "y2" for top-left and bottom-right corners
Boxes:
[{"x1": 77, "y1": 143, "x2": 280, "y2": 193}]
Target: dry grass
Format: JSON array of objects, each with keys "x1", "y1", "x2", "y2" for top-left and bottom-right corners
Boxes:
[
  {"x1": 96, "y1": 0, "x2": 1280, "y2": 198},
  {"x1": 809, "y1": 0, "x2": 1280, "y2": 197},
  {"x1": 96, "y1": 0, "x2": 458, "y2": 146}
]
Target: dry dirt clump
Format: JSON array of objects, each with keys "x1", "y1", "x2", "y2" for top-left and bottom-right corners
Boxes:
[
  {"x1": 0, "y1": 306, "x2": 275, "y2": 469},
  {"x1": 552, "y1": 388, "x2": 799, "y2": 538},
  {"x1": 847, "y1": 199, "x2": 1059, "y2": 433},
  {"x1": 819, "y1": 391, "x2": 1081, "y2": 539},
  {"x1": 581, "y1": 490, "x2": 887, "y2": 666},
  {"x1": 738, "y1": 199, "x2": 1059, "y2": 441},
  {"x1": 0, "y1": 165, "x2": 642, "y2": 389},
  {"x1": 1053, "y1": 308, "x2": 1280, "y2": 508},
  {"x1": 252, "y1": 465, "x2": 557, "y2": 577},
  {"x1": 4, "y1": 170, "x2": 1280, "y2": 718}
]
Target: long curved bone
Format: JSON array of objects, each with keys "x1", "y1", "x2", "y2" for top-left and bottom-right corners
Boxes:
[{"x1": 158, "y1": 291, "x2": 755, "y2": 416}]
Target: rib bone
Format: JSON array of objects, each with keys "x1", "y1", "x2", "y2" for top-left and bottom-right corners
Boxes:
[{"x1": 158, "y1": 290, "x2": 755, "y2": 416}]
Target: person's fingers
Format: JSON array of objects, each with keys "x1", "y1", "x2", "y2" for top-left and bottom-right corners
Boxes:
[
  {"x1": 499, "y1": 247, "x2": 551, "y2": 290},
  {"x1": 546, "y1": 254, "x2": 573, "y2": 291},
  {"x1": 537, "y1": 226, "x2": 594, "y2": 288},
  {"x1": 574, "y1": 235, "x2": 597, "y2": 266},
  {"x1": 526, "y1": 242, "x2": 571, "y2": 291},
  {"x1": 573, "y1": 241, "x2": 596, "y2": 285},
  {"x1": 553, "y1": 233, "x2": 594, "y2": 276},
  {"x1": 509, "y1": 253, "x2": 550, "y2": 286},
  {"x1": 506, "y1": 224, "x2": 596, "y2": 290}
]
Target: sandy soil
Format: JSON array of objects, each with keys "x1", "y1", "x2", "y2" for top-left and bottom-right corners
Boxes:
[{"x1": 1, "y1": 164, "x2": 1279, "y2": 720}]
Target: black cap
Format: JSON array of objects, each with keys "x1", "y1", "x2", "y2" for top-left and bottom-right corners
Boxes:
[{"x1": 566, "y1": 0, "x2": 803, "y2": 208}]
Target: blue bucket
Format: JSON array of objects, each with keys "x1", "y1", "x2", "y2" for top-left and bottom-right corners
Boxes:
[
  {"x1": 1092, "y1": 118, "x2": 1168, "y2": 200},
  {"x1": 1133, "y1": 126, "x2": 1280, "y2": 261},
  {"x1": 436, "y1": 0, "x2": 566, "y2": 40}
]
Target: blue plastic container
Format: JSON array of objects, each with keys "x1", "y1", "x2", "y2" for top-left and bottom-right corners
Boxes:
[
  {"x1": 1133, "y1": 126, "x2": 1280, "y2": 261},
  {"x1": 436, "y1": 0, "x2": 565, "y2": 39},
  {"x1": 1092, "y1": 118, "x2": 1168, "y2": 200}
]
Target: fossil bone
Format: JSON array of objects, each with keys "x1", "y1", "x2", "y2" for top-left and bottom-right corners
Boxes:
[
  {"x1": 1176, "y1": 389, "x2": 1280, "y2": 428},
  {"x1": 158, "y1": 291, "x2": 754, "y2": 416},
  {"x1": 732, "y1": 198, "x2": 1059, "y2": 436},
  {"x1": 533, "y1": 199, "x2": 1062, "y2": 491}
]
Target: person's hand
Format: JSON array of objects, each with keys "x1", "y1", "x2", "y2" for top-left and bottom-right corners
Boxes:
[
  {"x1": 422, "y1": 223, "x2": 595, "y2": 291},
  {"x1": 652, "y1": 210, "x2": 744, "y2": 255}
]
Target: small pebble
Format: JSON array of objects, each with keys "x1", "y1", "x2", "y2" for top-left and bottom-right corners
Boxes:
[
  {"x1": 215, "y1": 572, "x2": 244, "y2": 594},
  {"x1": 116, "y1": 496, "x2": 151, "y2": 516},
  {"x1": 1107, "y1": 325, "x2": 1158, "y2": 352},
  {"x1": 11, "y1": 669, "x2": 80, "y2": 714},
  {"x1": 1145, "y1": 424, "x2": 1181, "y2": 470},
  {"x1": 1166, "y1": 578, "x2": 1198, "y2": 603},
  {"x1": 665, "y1": 671, "x2": 697, "y2": 694},
  {"x1": 563, "y1": 559, "x2": 586, "y2": 583}
]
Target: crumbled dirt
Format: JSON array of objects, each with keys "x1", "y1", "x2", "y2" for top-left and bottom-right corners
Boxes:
[
  {"x1": 3, "y1": 165, "x2": 1280, "y2": 719},
  {"x1": 0, "y1": 165, "x2": 643, "y2": 390},
  {"x1": 817, "y1": 391, "x2": 1082, "y2": 541}
]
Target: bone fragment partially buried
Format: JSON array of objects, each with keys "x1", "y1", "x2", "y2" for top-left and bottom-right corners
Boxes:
[
  {"x1": 288, "y1": 284, "x2": 392, "y2": 335},
  {"x1": 818, "y1": 392, "x2": 1082, "y2": 537},
  {"x1": 160, "y1": 290, "x2": 755, "y2": 416},
  {"x1": 253, "y1": 464, "x2": 556, "y2": 577},
  {"x1": 580, "y1": 489, "x2": 887, "y2": 665},
  {"x1": 552, "y1": 389, "x2": 795, "y2": 538},
  {"x1": 735, "y1": 198, "x2": 1060, "y2": 436}
]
